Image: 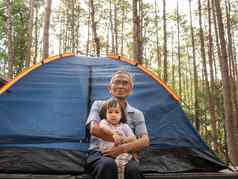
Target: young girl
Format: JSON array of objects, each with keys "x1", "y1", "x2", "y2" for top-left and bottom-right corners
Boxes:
[{"x1": 99, "y1": 99, "x2": 137, "y2": 179}]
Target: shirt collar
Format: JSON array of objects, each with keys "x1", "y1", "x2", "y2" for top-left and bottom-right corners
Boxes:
[
  {"x1": 125, "y1": 103, "x2": 136, "y2": 113},
  {"x1": 109, "y1": 97, "x2": 135, "y2": 113}
]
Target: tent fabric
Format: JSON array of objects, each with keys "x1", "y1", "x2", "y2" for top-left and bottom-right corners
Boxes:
[
  {"x1": 0, "y1": 55, "x2": 226, "y2": 174},
  {"x1": 0, "y1": 148, "x2": 86, "y2": 174}
]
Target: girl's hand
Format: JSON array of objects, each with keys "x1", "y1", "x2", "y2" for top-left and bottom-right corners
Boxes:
[{"x1": 113, "y1": 133, "x2": 124, "y2": 145}]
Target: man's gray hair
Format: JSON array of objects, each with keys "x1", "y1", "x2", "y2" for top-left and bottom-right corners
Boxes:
[{"x1": 110, "y1": 70, "x2": 134, "y2": 87}]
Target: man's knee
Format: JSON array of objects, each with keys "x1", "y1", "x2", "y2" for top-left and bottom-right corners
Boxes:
[
  {"x1": 126, "y1": 160, "x2": 139, "y2": 172},
  {"x1": 125, "y1": 160, "x2": 143, "y2": 179},
  {"x1": 86, "y1": 152, "x2": 117, "y2": 179},
  {"x1": 100, "y1": 157, "x2": 117, "y2": 170},
  {"x1": 94, "y1": 156, "x2": 117, "y2": 179}
]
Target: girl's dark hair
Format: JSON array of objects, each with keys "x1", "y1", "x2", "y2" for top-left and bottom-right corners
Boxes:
[{"x1": 99, "y1": 99, "x2": 127, "y2": 123}]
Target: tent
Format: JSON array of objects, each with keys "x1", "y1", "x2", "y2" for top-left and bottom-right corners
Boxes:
[{"x1": 0, "y1": 54, "x2": 226, "y2": 174}]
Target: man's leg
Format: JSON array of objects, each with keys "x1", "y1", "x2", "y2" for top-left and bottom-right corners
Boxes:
[
  {"x1": 125, "y1": 160, "x2": 144, "y2": 179},
  {"x1": 86, "y1": 151, "x2": 117, "y2": 179}
]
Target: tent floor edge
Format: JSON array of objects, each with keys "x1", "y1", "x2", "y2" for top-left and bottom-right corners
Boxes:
[{"x1": 0, "y1": 173, "x2": 238, "y2": 179}]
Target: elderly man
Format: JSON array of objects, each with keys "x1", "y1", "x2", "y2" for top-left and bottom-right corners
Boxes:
[{"x1": 86, "y1": 70, "x2": 150, "y2": 179}]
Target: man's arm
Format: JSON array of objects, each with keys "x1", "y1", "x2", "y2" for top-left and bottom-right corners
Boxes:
[
  {"x1": 103, "y1": 110, "x2": 150, "y2": 157},
  {"x1": 87, "y1": 101, "x2": 114, "y2": 142},
  {"x1": 103, "y1": 134, "x2": 150, "y2": 157},
  {"x1": 120, "y1": 123, "x2": 137, "y2": 144},
  {"x1": 90, "y1": 120, "x2": 114, "y2": 142},
  {"x1": 122, "y1": 135, "x2": 137, "y2": 143}
]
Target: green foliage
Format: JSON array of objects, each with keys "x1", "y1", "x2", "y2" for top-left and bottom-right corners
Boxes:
[
  {"x1": 0, "y1": 0, "x2": 30, "y2": 75},
  {"x1": 0, "y1": 1, "x2": 6, "y2": 75},
  {"x1": 0, "y1": 1, "x2": 5, "y2": 39},
  {"x1": 12, "y1": 0, "x2": 29, "y2": 73}
]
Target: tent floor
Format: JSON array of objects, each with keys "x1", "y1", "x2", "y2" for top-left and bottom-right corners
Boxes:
[{"x1": 0, "y1": 173, "x2": 238, "y2": 179}]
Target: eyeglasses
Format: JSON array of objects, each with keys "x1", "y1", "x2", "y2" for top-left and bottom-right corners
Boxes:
[{"x1": 112, "y1": 80, "x2": 131, "y2": 87}]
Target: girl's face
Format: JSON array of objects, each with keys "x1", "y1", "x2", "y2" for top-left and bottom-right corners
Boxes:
[{"x1": 106, "y1": 104, "x2": 122, "y2": 125}]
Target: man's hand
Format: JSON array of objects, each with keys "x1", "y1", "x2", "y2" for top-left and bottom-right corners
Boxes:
[
  {"x1": 103, "y1": 144, "x2": 126, "y2": 158},
  {"x1": 103, "y1": 134, "x2": 150, "y2": 157},
  {"x1": 113, "y1": 133, "x2": 124, "y2": 145},
  {"x1": 103, "y1": 134, "x2": 150, "y2": 158}
]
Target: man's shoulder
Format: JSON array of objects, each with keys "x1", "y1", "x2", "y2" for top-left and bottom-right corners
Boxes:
[
  {"x1": 127, "y1": 103, "x2": 143, "y2": 114},
  {"x1": 93, "y1": 100, "x2": 106, "y2": 104},
  {"x1": 92, "y1": 100, "x2": 106, "y2": 108}
]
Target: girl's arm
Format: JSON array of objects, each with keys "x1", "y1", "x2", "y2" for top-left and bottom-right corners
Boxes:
[{"x1": 88, "y1": 101, "x2": 114, "y2": 142}]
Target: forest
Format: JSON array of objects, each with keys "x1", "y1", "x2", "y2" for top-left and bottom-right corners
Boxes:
[{"x1": 0, "y1": 0, "x2": 238, "y2": 167}]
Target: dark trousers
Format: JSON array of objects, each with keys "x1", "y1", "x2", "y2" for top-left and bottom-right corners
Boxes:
[{"x1": 86, "y1": 151, "x2": 144, "y2": 179}]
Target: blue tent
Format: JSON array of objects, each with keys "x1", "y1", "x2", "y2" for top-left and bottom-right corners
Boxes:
[{"x1": 0, "y1": 54, "x2": 226, "y2": 174}]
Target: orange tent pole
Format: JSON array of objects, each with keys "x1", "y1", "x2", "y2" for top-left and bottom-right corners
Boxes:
[
  {"x1": 107, "y1": 54, "x2": 181, "y2": 102},
  {"x1": 0, "y1": 53, "x2": 75, "y2": 95}
]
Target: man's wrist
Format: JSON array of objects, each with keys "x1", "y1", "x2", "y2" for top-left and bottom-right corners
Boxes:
[
  {"x1": 121, "y1": 143, "x2": 129, "y2": 153},
  {"x1": 90, "y1": 121, "x2": 98, "y2": 136}
]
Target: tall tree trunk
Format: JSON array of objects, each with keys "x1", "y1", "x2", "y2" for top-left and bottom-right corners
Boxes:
[
  {"x1": 120, "y1": 8, "x2": 125, "y2": 55},
  {"x1": 213, "y1": 0, "x2": 228, "y2": 161},
  {"x1": 199, "y1": 0, "x2": 219, "y2": 149},
  {"x1": 89, "y1": 0, "x2": 100, "y2": 56},
  {"x1": 225, "y1": 0, "x2": 238, "y2": 132},
  {"x1": 207, "y1": 0, "x2": 219, "y2": 153},
  {"x1": 184, "y1": 50, "x2": 190, "y2": 103},
  {"x1": 59, "y1": 1, "x2": 66, "y2": 53},
  {"x1": 75, "y1": 3, "x2": 80, "y2": 53},
  {"x1": 26, "y1": 0, "x2": 35, "y2": 67},
  {"x1": 5, "y1": 0, "x2": 14, "y2": 78},
  {"x1": 189, "y1": 0, "x2": 199, "y2": 131},
  {"x1": 42, "y1": 0, "x2": 52, "y2": 60},
  {"x1": 86, "y1": 5, "x2": 90, "y2": 56},
  {"x1": 214, "y1": 0, "x2": 238, "y2": 165},
  {"x1": 71, "y1": 0, "x2": 75, "y2": 52},
  {"x1": 109, "y1": 0, "x2": 115, "y2": 54},
  {"x1": 106, "y1": 26, "x2": 110, "y2": 55},
  {"x1": 188, "y1": 48, "x2": 193, "y2": 109},
  {"x1": 65, "y1": 2, "x2": 70, "y2": 51},
  {"x1": 33, "y1": 1, "x2": 38, "y2": 64},
  {"x1": 133, "y1": 0, "x2": 142, "y2": 64},
  {"x1": 154, "y1": 0, "x2": 161, "y2": 74},
  {"x1": 114, "y1": 3, "x2": 118, "y2": 55},
  {"x1": 231, "y1": 31, "x2": 238, "y2": 83},
  {"x1": 58, "y1": 11, "x2": 63, "y2": 54},
  {"x1": 231, "y1": 32, "x2": 237, "y2": 80},
  {"x1": 225, "y1": 1, "x2": 232, "y2": 78},
  {"x1": 212, "y1": 0, "x2": 221, "y2": 81},
  {"x1": 163, "y1": 0, "x2": 167, "y2": 83},
  {"x1": 171, "y1": 33, "x2": 175, "y2": 90},
  {"x1": 138, "y1": 0, "x2": 143, "y2": 63},
  {"x1": 198, "y1": 0, "x2": 211, "y2": 136},
  {"x1": 176, "y1": 0, "x2": 182, "y2": 96}
]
